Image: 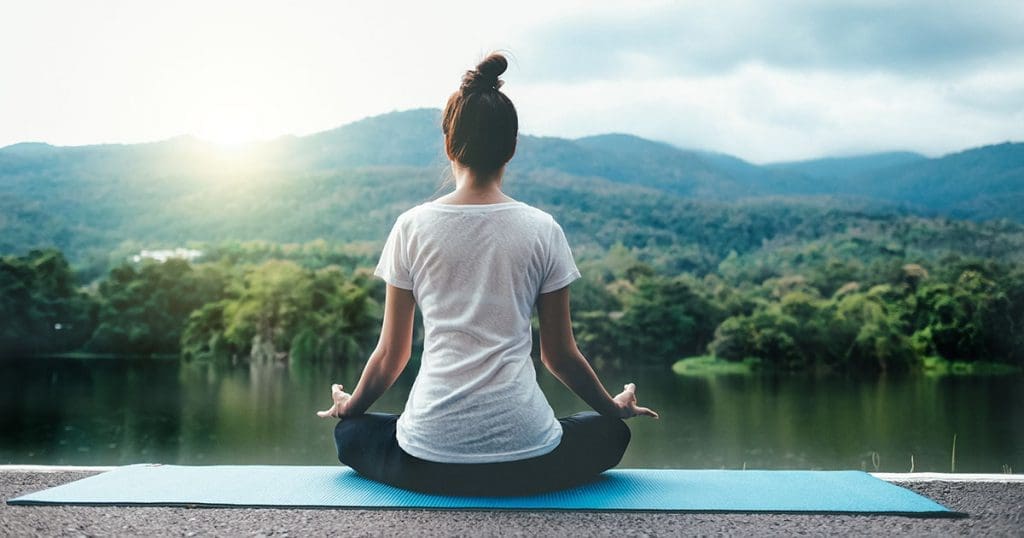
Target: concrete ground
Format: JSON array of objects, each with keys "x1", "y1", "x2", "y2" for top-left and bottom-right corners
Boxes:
[{"x1": 2, "y1": 469, "x2": 1022, "y2": 536}]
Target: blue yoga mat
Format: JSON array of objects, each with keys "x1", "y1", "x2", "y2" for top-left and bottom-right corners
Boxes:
[{"x1": 8, "y1": 465, "x2": 953, "y2": 515}]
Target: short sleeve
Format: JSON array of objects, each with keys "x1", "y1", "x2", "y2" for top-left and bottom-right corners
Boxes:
[
  {"x1": 374, "y1": 218, "x2": 414, "y2": 290},
  {"x1": 539, "y1": 219, "x2": 582, "y2": 294}
]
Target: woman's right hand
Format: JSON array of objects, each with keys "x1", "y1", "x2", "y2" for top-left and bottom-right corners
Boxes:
[
  {"x1": 612, "y1": 383, "x2": 659, "y2": 419},
  {"x1": 316, "y1": 383, "x2": 352, "y2": 418}
]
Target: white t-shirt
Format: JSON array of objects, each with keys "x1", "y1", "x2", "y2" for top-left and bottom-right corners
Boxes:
[{"x1": 373, "y1": 200, "x2": 582, "y2": 463}]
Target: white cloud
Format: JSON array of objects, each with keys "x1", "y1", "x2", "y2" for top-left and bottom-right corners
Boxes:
[
  {"x1": 1, "y1": 0, "x2": 1022, "y2": 161},
  {"x1": 514, "y1": 63, "x2": 1024, "y2": 162},
  {"x1": 517, "y1": 0, "x2": 1024, "y2": 79}
]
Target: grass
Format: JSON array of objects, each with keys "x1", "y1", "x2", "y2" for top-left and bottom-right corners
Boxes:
[
  {"x1": 672, "y1": 355, "x2": 761, "y2": 376},
  {"x1": 671, "y1": 355, "x2": 1021, "y2": 377},
  {"x1": 47, "y1": 351, "x2": 179, "y2": 360},
  {"x1": 864, "y1": 434, "x2": 1020, "y2": 474},
  {"x1": 951, "y1": 433, "x2": 957, "y2": 473},
  {"x1": 921, "y1": 356, "x2": 1022, "y2": 376}
]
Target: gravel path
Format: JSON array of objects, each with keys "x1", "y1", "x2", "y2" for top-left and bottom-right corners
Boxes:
[{"x1": 2, "y1": 471, "x2": 1022, "y2": 536}]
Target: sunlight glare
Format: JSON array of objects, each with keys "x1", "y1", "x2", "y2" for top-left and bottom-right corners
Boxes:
[{"x1": 192, "y1": 108, "x2": 274, "y2": 148}]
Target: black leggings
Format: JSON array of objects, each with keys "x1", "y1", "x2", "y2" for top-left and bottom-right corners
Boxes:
[{"x1": 334, "y1": 412, "x2": 630, "y2": 496}]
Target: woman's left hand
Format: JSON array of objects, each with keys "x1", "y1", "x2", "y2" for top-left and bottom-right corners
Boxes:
[
  {"x1": 612, "y1": 383, "x2": 660, "y2": 419},
  {"x1": 316, "y1": 383, "x2": 352, "y2": 418}
]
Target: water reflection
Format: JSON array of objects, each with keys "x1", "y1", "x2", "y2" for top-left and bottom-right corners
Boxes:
[{"x1": 1, "y1": 356, "x2": 1021, "y2": 473}]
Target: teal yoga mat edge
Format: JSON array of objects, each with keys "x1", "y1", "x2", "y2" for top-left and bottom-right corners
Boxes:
[
  {"x1": 5, "y1": 500, "x2": 966, "y2": 518},
  {"x1": 4, "y1": 501, "x2": 966, "y2": 518},
  {"x1": 7, "y1": 465, "x2": 962, "y2": 517}
]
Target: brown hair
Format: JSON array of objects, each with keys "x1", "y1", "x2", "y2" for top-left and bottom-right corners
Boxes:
[{"x1": 441, "y1": 53, "x2": 518, "y2": 174}]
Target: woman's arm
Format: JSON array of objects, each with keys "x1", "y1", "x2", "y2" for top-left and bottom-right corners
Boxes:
[
  {"x1": 317, "y1": 283, "x2": 416, "y2": 418},
  {"x1": 536, "y1": 286, "x2": 658, "y2": 419}
]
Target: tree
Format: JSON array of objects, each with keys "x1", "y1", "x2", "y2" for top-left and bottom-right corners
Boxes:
[
  {"x1": 86, "y1": 258, "x2": 227, "y2": 354},
  {"x1": 181, "y1": 260, "x2": 380, "y2": 363},
  {"x1": 0, "y1": 249, "x2": 96, "y2": 355},
  {"x1": 616, "y1": 275, "x2": 723, "y2": 364}
]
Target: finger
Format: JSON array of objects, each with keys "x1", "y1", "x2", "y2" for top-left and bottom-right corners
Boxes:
[
  {"x1": 635, "y1": 406, "x2": 659, "y2": 419},
  {"x1": 316, "y1": 403, "x2": 339, "y2": 418},
  {"x1": 624, "y1": 383, "x2": 636, "y2": 394}
]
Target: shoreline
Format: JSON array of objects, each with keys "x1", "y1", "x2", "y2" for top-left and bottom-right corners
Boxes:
[
  {"x1": 2, "y1": 467, "x2": 1022, "y2": 536},
  {"x1": 11, "y1": 353, "x2": 1023, "y2": 377},
  {"x1": 2, "y1": 464, "x2": 1022, "y2": 482}
]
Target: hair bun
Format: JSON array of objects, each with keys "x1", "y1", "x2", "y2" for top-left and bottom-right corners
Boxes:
[{"x1": 460, "y1": 53, "x2": 508, "y2": 94}]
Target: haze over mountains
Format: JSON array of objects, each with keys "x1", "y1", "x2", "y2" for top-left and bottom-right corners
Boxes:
[
  {"x1": 268, "y1": 108, "x2": 1024, "y2": 215},
  {"x1": 2, "y1": 108, "x2": 1022, "y2": 275},
  {"x1": 280, "y1": 108, "x2": 1024, "y2": 215}
]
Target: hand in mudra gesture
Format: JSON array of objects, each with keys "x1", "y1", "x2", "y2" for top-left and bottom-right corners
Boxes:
[
  {"x1": 316, "y1": 384, "x2": 351, "y2": 418},
  {"x1": 613, "y1": 383, "x2": 659, "y2": 419}
]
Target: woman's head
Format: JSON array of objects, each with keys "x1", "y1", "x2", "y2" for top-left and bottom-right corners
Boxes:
[{"x1": 442, "y1": 53, "x2": 518, "y2": 175}]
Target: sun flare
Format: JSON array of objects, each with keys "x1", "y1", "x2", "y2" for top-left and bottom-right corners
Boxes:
[{"x1": 193, "y1": 121, "x2": 266, "y2": 148}]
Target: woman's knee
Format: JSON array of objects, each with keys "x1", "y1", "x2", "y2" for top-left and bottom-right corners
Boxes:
[
  {"x1": 334, "y1": 419, "x2": 358, "y2": 464},
  {"x1": 333, "y1": 413, "x2": 398, "y2": 466},
  {"x1": 562, "y1": 412, "x2": 630, "y2": 443},
  {"x1": 601, "y1": 416, "x2": 631, "y2": 466},
  {"x1": 612, "y1": 416, "x2": 631, "y2": 448},
  {"x1": 560, "y1": 412, "x2": 631, "y2": 470}
]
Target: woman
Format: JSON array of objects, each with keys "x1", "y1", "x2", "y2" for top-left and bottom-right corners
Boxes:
[{"x1": 316, "y1": 53, "x2": 658, "y2": 496}]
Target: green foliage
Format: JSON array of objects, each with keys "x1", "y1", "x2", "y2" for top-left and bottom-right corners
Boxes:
[
  {"x1": 614, "y1": 275, "x2": 724, "y2": 364},
  {"x1": 909, "y1": 267, "x2": 1021, "y2": 363},
  {"x1": 922, "y1": 356, "x2": 1023, "y2": 376},
  {"x1": 0, "y1": 249, "x2": 95, "y2": 355},
  {"x1": 705, "y1": 261, "x2": 1024, "y2": 372},
  {"x1": 5, "y1": 233, "x2": 1024, "y2": 374},
  {"x1": 180, "y1": 300, "x2": 231, "y2": 361},
  {"x1": 3, "y1": 111, "x2": 1023, "y2": 371},
  {"x1": 671, "y1": 355, "x2": 762, "y2": 376},
  {"x1": 198, "y1": 239, "x2": 379, "y2": 274},
  {"x1": 180, "y1": 260, "x2": 380, "y2": 363},
  {"x1": 5, "y1": 110, "x2": 1023, "y2": 373},
  {"x1": 2, "y1": 239, "x2": 387, "y2": 364},
  {"x1": 4, "y1": 111, "x2": 1024, "y2": 284},
  {"x1": 85, "y1": 258, "x2": 227, "y2": 354}
]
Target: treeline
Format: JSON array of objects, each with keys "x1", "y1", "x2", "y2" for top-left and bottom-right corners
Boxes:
[
  {"x1": 6, "y1": 149, "x2": 1024, "y2": 288},
  {"x1": 1, "y1": 248, "x2": 382, "y2": 362},
  {"x1": 3, "y1": 238, "x2": 1023, "y2": 373},
  {"x1": 571, "y1": 248, "x2": 1024, "y2": 372},
  {"x1": 0, "y1": 249, "x2": 95, "y2": 355}
]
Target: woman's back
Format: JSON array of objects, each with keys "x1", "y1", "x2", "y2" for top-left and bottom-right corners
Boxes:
[
  {"x1": 375, "y1": 200, "x2": 581, "y2": 463},
  {"x1": 321, "y1": 52, "x2": 656, "y2": 496}
]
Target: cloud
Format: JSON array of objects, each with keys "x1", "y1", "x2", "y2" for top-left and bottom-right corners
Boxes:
[
  {"x1": 500, "y1": 0, "x2": 1024, "y2": 161},
  {"x1": 516, "y1": 0, "x2": 1024, "y2": 80},
  {"x1": 1, "y1": 0, "x2": 1021, "y2": 161},
  {"x1": 512, "y1": 63, "x2": 1024, "y2": 162}
]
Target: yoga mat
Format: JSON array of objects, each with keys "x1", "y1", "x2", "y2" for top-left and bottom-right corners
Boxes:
[{"x1": 8, "y1": 465, "x2": 954, "y2": 515}]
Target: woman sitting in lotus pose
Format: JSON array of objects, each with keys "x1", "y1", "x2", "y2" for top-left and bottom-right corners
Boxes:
[{"x1": 317, "y1": 52, "x2": 658, "y2": 496}]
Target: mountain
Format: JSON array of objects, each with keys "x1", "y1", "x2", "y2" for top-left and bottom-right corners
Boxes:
[
  {"x1": 513, "y1": 133, "x2": 750, "y2": 198},
  {"x1": 290, "y1": 108, "x2": 447, "y2": 169},
  {"x1": 762, "y1": 145, "x2": 1024, "y2": 219},
  {"x1": 283, "y1": 111, "x2": 783, "y2": 199},
  {"x1": 2, "y1": 108, "x2": 1023, "y2": 278},
  {"x1": 765, "y1": 152, "x2": 927, "y2": 181},
  {"x1": 851, "y1": 143, "x2": 1024, "y2": 220}
]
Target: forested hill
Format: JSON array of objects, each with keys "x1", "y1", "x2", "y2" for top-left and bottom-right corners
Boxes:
[{"x1": 2, "y1": 108, "x2": 1023, "y2": 279}]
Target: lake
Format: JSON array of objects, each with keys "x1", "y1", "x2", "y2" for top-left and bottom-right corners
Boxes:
[{"x1": 1, "y1": 355, "x2": 1022, "y2": 473}]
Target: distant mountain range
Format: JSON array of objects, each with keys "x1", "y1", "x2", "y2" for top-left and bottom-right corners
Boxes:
[
  {"x1": 267, "y1": 108, "x2": 1024, "y2": 218},
  {"x1": 2, "y1": 108, "x2": 1022, "y2": 272}
]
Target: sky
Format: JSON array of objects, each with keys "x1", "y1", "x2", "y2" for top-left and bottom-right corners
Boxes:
[{"x1": 2, "y1": 0, "x2": 1023, "y2": 163}]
